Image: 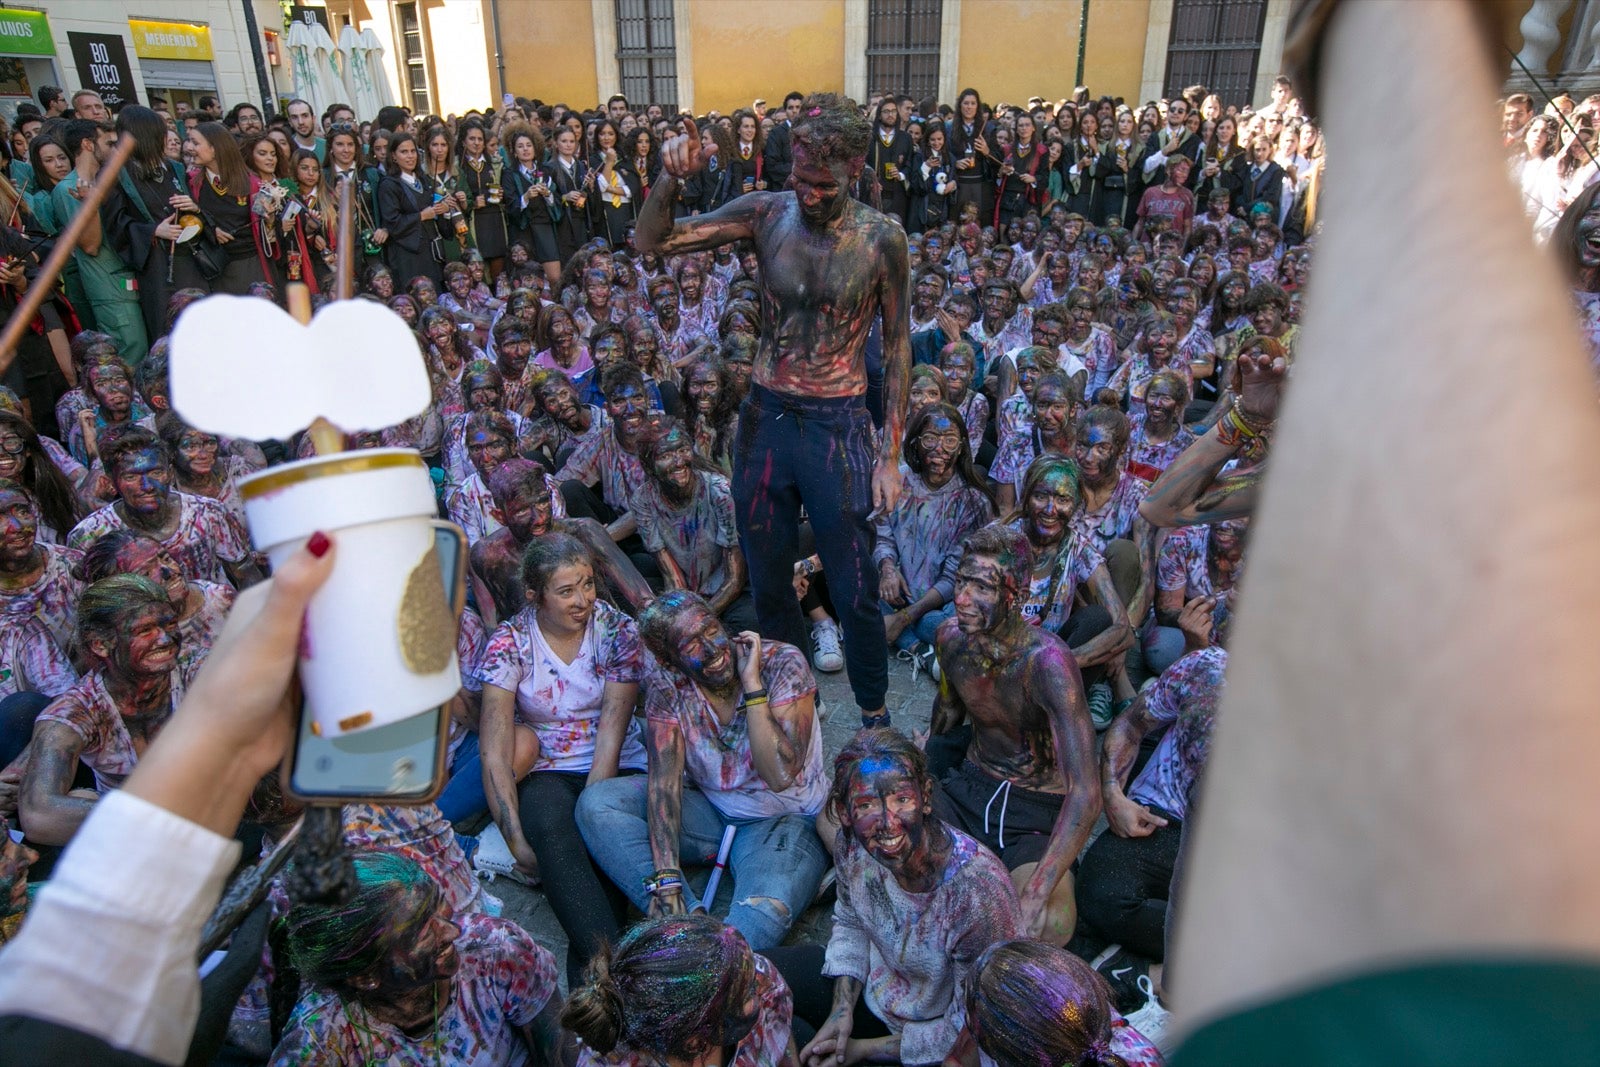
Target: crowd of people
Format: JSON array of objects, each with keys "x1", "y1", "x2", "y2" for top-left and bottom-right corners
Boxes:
[{"x1": 6, "y1": 48, "x2": 1551, "y2": 1064}]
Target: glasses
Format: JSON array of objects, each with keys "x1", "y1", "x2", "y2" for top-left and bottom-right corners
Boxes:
[
  {"x1": 918, "y1": 431, "x2": 962, "y2": 452},
  {"x1": 0, "y1": 434, "x2": 23, "y2": 455},
  {"x1": 178, "y1": 437, "x2": 219, "y2": 453}
]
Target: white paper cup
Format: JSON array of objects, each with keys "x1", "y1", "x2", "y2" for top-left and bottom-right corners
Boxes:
[{"x1": 240, "y1": 449, "x2": 463, "y2": 737}]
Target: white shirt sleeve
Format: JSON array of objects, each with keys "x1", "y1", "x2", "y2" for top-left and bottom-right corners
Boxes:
[
  {"x1": 0, "y1": 790, "x2": 240, "y2": 1065},
  {"x1": 1142, "y1": 146, "x2": 1166, "y2": 178}
]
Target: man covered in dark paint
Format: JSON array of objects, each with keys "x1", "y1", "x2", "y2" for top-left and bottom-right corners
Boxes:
[
  {"x1": 635, "y1": 94, "x2": 911, "y2": 729},
  {"x1": 468, "y1": 457, "x2": 651, "y2": 628},
  {"x1": 929, "y1": 522, "x2": 1100, "y2": 945},
  {"x1": 630, "y1": 419, "x2": 755, "y2": 634}
]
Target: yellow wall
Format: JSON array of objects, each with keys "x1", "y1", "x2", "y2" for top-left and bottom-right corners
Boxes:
[
  {"x1": 422, "y1": 0, "x2": 495, "y2": 115},
  {"x1": 957, "y1": 0, "x2": 1149, "y2": 106},
  {"x1": 690, "y1": 0, "x2": 846, "y2": 114},
  {"x1": 1083, "y1": 0, "x2": 1151, "y2": 102},
  {"x1": 500, "y1": 0, "x2": 599, "y2": 108}
]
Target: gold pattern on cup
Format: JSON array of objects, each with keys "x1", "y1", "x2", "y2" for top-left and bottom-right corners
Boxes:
[{"x1": 398, "y1": 542, "x2": 453, "y2": 674}]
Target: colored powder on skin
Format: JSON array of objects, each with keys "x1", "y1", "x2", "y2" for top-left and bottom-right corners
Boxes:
[{"x1": 285, "y1": 852, "x2": 439, "y2": 990}]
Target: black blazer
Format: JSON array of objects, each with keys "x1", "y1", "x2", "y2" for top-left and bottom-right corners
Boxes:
[
  {"x1": 862, "y1": 128, "x2": 915, "y2": 212},
  {"x1": 1241, "y1": 158, "x2": 1286, "y2": 217},
  {"x1": 948, "y1": 118, "x2": 997, "y2": 185},
  {"x1": 376, "y1": 171, "x2": 436, "y2": 253},
  {"x1": 725, "y1": 142, "x2": 765, "y2": 198},
  {"x1": 1144, "y1": 128, "x2": 1206, "y2": 190},
  {"x1": 1199, "y1": 147, "x2": 1250, "y2": 210},
  {"x1": 504, "y1": 162, "x2": 555, "y2": 230},
  {"x1": 763, "y1": 121, "x2": 793, "y2": 191}
]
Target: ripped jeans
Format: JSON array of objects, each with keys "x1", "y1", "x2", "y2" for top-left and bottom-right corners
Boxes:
[{"x1": 576, "y1": 773, "x2": 830, "y2": 950}]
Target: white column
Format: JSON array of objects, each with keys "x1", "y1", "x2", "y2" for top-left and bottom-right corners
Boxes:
[
  {"x1": 591, "y1": 0, "x2": 620, "y2": 102},
  {"x1": 1139, "y1": 0, "x2": 1174, "y2": 104},
  {"x1": 673, "y1": 0, "x2": 694, "y2": 113},
  {"x1": 937, "y1": 0, "x2": 961, "y2": 106},
  {"x1": 1253, "y1": 0, "x2": 1292, "y2": 107},
  {"x1": 845, "y1": 0, "x2": 867, "y2": 101},
  {"x1": 1518, "y1": 0, "x2": 1574, "y2": 76}
]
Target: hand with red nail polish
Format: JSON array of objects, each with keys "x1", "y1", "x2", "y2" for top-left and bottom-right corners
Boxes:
[{"x1": 125, "y1": 535, "x2": 337, "y2": 837}]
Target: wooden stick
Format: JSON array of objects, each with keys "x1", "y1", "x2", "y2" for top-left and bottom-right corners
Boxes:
[
  {"x1": 334, "y1": 175, "x2": 355, "y2": 302},
  {"x1": 0, "y1": 134, "x2": 136, "y2": 381},
  {"x1": 285, "y1": 283, "x2": 343, "y2": 455}
]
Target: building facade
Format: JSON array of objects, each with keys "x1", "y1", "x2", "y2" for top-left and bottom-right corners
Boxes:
[
  {"x1": 321, "y1": 0, "x2": 1296, "y2": 118},
  {"x1": 0, "y1": 1, "x2": 286, "y2": 120}
]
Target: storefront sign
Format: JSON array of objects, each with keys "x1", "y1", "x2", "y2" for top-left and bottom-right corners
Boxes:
[
  {"x1": 128, "y1": 18, "x2": 213, "y2": 62},
  {"x1": 0, "y1": 8, "x2": 54, "y2": 57},
  {"x1": 68, "y1": 33, "x2": 135, "y2": 110}
]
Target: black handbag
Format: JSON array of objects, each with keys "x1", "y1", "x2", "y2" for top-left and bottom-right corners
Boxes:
[{"x1": 191, "y1": 232, "x2": 227, "y2": 280}]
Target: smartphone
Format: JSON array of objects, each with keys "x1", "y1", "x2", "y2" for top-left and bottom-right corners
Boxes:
[{"x1": 282, "y1": 523, "x2": 467, "y2": 804}]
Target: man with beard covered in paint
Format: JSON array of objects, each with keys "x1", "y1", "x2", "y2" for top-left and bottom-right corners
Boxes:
[
  {"x1": 12, "y1": 575, "x2": 183, "y2": 845},
  {"x1": 780, "y1": 729, "x2": 1018, "y2": 1067},
  {"x1": 272, "y1": 851, "x2": 569, "y2": 1065},
  {"x1": 631, "y1": 419, "x2": 756, "y2": 633},
  {"x1": 636, "y1": 93, "x2": 910, "y2": 730},
  {"x1": 469, "y1": 457, "x2": 651, "y2": 628},
  {"x1": 577, "y1": 591, "x2": 830, "y2": 952},
  {"x1": 555, "y1": 364, "x2": 654, "y2": 560},
  {"x1": 930, "y1": 522, "x2": 1100, "y2": 945},
  {"x1": 68, "y1": 427, "x2": 259, "y2": 590}
]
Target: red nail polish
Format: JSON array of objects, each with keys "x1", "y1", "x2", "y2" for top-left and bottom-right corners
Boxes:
[{"x1": 307, "y1": 531, "x2": 331, "y2": 558}]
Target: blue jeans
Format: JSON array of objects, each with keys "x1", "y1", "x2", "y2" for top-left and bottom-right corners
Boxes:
[
  {"x1": 881, "y1": 601, "x2": 951, "y2": 653},
  {"x1": 1142, "y1": 624, "x2": 1188, "y2": 680},
  {"x1": 575, "y1": 773, "x2": 830, "y2": 951},
  {"x1": 734, "y1": 384, "x2": 887, "y2": 712},
  {"x1": 435, "y1": 730, "x2": 485, "y2": 825}
]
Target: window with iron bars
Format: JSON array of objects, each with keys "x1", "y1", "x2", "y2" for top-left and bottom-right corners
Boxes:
[
  {"x1": 867, "y1": 0, "x2": 942, "y2": 102},
  {"x1": 397, "y1": 2, "x2": 432, "y2": 116},
  {"x1": 616, "y1": 0, "x2": 677, "y2": 112},
  {"x1": 1163, "y1": 0, "x2": 1268, "y2": 110}
]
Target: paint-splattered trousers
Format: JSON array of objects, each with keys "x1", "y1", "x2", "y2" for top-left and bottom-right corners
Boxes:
[
  {"x1": 576, "y1": 774, "x2": 831, "y2": 950},
  {"x1": 732, "y1": 384, "x2": 888, "y2": 712}
]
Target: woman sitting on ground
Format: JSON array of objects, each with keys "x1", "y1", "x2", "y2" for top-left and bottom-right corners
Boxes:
[
  {"x1": 273, "y1": 851, "x2": 567, "y2": 1064},
  {"x1": 475, "y1": 533, "x2": 645, "y2": 984}
]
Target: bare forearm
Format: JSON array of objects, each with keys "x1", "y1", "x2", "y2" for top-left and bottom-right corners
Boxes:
[
  {"x1": 705, "y1": 551, "x2": 744, "y2": 615},
  {"x1": 569, "y1": 518, "x2": 653, "y2": 612},
  {"x1": 479, "y1": 695, "x2": 527, "y2": 846},
  {"x1": 1138, "y1": 427, "x2": 1246, "y2": 527},
  {"x1": 646, "y1": 771, "x2": 682, "y2": 874},
  {"x1": 1174, "y1": 0, "x2": 1600, "y2": 1024},
  {"x1": 587, "y1": 684, "x2": 636, "y2": 784},
  {"x1": 747, "y1": 700, "x2": 807, "y2": 791},
  {"x1": 634, "y1": 175, "x2": 680, "y2": 253}
]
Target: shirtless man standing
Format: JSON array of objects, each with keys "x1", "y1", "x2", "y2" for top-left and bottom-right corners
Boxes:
[
  {"x1": 636, "y1": 94, "x2": 911, "y2": 727},
  {"x1": 930, "y1": 522, "x2": 1100, "y2": 943}
]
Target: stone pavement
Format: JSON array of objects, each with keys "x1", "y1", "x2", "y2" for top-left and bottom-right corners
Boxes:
[{"x1": 487, "y1": 649, "x2": 940, "y2": 990}]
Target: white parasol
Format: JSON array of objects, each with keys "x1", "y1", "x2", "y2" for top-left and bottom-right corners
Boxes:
[
  {"x1": 357, "y1": 27, "x2": 396, "y2": 109},
  {"x1": 340, "y1": 24, "x2": 385, "y2": 119},
  {"x1": 285, "y1": 18, "x2": 341, "y2": 115}
]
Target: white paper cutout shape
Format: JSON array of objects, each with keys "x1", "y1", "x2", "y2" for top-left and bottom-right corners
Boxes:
[{"x1": 170, "y1": 296, "x2": 429, "y2": 441}]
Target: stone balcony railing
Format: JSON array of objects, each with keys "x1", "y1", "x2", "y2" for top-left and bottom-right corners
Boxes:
[{"x1": 1510, "y1": 0, "x2": 1600, "y2": 97}]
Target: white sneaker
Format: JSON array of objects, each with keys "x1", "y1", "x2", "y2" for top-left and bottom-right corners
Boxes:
[
  {"x1": 1123, "y1": 973, "x2": 1173, "y2": 1054},
  {"x1": 472, "y1": 824, "x2": 540, "y2": 887},
  {"x1": 811, "y1": 618, "x2": 845, "y2": 673}
]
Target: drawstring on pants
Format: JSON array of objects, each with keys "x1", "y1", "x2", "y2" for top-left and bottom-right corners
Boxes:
[{"x1": 983, "y1": 778, "x2": 1013, "y2": 850}]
